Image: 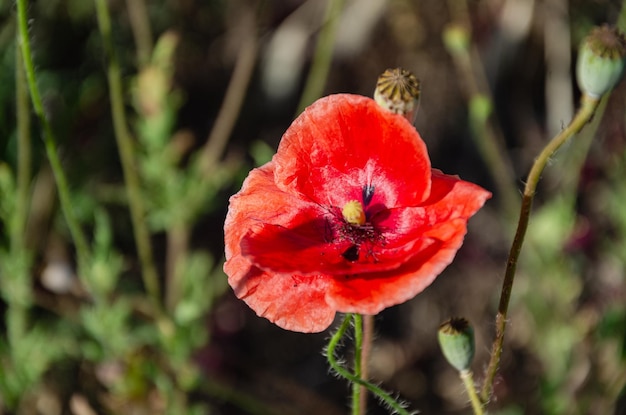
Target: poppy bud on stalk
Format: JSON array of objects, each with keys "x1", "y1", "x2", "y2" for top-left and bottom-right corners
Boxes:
[
  {"x1": 438, "y1": 317, "x2": 475, "y2": 372},
  {"x1": 576, "y1": 25, "x2": 626, "y2": 98},
  {"x1": 374, "y1": 67, "x2": 421, "y2": 124}
]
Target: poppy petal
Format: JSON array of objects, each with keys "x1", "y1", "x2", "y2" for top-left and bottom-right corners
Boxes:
[
  {"x1": 224, "y1": 162, "x2": 318, "y2": 262},
  {"x1": 224, "y1": 164, "x2": 336, "y2": 332},
  {"x1": 325, "y1": 219, "x2": 463, "y2": 314},
  {"x1": 273, "y1": 94, "x2": 432, "y2": 208},
  {"x1": 326, "y1": 173, "x2": 491, "y2": 314},
  {"x1": 225, "y1": 254, "x2": 335, "y2": 332}
]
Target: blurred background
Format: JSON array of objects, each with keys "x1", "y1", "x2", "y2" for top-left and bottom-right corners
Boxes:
[{"x1": 0, "y1": 0, "x2": 625, "y2": 414}]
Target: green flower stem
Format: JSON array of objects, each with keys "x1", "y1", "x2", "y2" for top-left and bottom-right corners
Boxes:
[
  {"x1": 13, "y1": 45, "x2": 31, "y2": 253},
  {"x1": 7, "y1": 43, "x2": 32, "y2": 347},
  {"x1": 327, "y1": 314, "x2": 412, "y2": 415},
  {"x1": 352, "y1": 314, "x2": 363, "y2": 415},
  {"x1": 296, "y1": 0, "x2": 345, "y2": 115},
  {"x1": 480, "y1": 93, "x2": 601, "y2": 402},
  {"x1": 94, "y1": 0, "x2": 161, "y2": 306},
  {"x1": 16, "y1": 0, "x2": 91, "y2": 268},
  {"x1": 460, "y1": 370, "x2": 484, "y2": 415}
]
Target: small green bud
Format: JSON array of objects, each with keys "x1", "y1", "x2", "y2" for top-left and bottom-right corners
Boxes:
[
  {"x1": 374, "y1": 67, "x2": 421, "y2": 124},
  {"x1": 438, "y1": 317, "x2": 475, "y2": 372},
  {"x1": 576, "y1": 25, "x2": 626, "y2": 98}
]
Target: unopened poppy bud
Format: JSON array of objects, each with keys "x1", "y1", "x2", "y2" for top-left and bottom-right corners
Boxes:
[
  {"x1": 374, "y1": 68, "x2": 421, "y2": 124},
  {"x1": 342, "y1": 200, "x2": 366, "y2": 226},
  {"x1": 576, "y1": 25, "x2": 626, "y2": 98},
  {"x1": 438, "y1": 317, "x2": 475, "y2": 372}
]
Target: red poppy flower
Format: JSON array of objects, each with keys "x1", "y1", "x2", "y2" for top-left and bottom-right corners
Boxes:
[{"x1": 224, "y1": 94, "x2": 491, "y2": 333}]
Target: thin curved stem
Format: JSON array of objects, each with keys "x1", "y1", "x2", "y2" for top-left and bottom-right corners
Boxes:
[
  {"x1": 480, "y1": 93, "x2": 600, "y2": 402},
  {"x1": 16, "y1": 0, "x2": 91, "y2": 268},
  {"x1": 13, "y1": 42, "x2": 31, "y2": 254},
  {"x1": 327, "y1": 314, "x2": 412, "y2": 415},
  {"x1": 7, "y1": 38, "x2": 33, "y2": 348},
  {"x1": 94, "y1": 0, "x2": 161, "y2": 307}
]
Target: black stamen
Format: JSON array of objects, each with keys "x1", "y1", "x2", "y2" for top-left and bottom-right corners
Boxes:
[
  {"x1": 362, "y1": 184, "x2": 375, "y2": 206},
  {"x1": 341, "y1": 245, "x2": 359, "y2": 262}
]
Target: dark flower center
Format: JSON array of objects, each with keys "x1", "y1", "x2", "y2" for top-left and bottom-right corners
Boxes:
[{"x1": 331, "y1": 185, "x2": 385, "y2": 263}]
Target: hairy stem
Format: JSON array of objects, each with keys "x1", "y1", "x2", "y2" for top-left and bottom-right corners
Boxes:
[
  {"x1": 480, "y1": 93, "x2": 600, "y2": 402},
  {"x1": 16, "y1": 0, "x2": 91, "y2": 268},
  {"x1": 327, "y1": 314, "x2": 412, "y2": 415},
  {"x1": 94, "y1": 0, "x2": 161, "y2": 307}
]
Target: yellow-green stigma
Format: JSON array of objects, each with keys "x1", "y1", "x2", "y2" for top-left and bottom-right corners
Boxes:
[{"x1": 342, "y1": 200, "x2": 366, "y2": 226}]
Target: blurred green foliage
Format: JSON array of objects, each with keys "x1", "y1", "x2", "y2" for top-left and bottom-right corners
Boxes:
[{"x1": 1, "y1": 1, "x2": 240, "y2": 413}]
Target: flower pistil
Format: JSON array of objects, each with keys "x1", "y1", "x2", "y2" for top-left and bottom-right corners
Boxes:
[
  {"x1": 342, "y1": 200, "x2": 367, "y2": 226},
  {"x1": 336, "y1": 196, "x2": 384, "y2": 263}
]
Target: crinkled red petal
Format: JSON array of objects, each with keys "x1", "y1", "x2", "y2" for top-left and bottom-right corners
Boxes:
[
  {"x1": 225, "y1": 254, "x2": 335, "y2": 332},
  {"x1": 273, "y1": 94, "x2": 432, "y2": 208},
  {"x1": 224, "y1": 163, "x2": 336, "y2": 332},
  {"x1": 325, "y1": 171, "x2": 492, "y2": 314}
]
